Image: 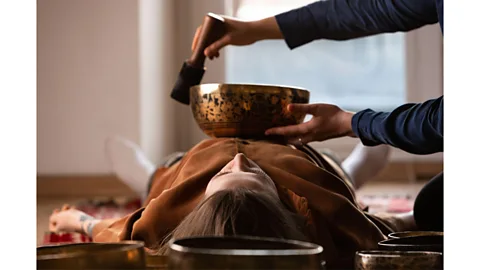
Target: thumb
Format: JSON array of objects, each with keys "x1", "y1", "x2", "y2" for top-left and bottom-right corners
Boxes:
[
  {"x1": 205, "y1": 34, "x2": 232, "y2": 58},
  {"x1": 287, "y1": 103, "x2": 319, "y2": 115}
]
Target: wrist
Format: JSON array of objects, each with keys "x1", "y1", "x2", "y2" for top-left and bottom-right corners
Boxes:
[
  {"x1": 249, "y1": 17, "x2": 284, "y2": 41},
  {"x1": 339, "y1": 111, "x2": 356, "y2": 137},
  {"x1": 80, "y1": 218, "x2": 100, "y2": 237}
]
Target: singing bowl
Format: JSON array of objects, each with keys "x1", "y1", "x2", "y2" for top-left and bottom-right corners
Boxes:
[
  {"x1": 190, "y1": 83, "x2": 310, "y2": 138},
  {"x1": 378, "y1": 235, "x2": 443, "y2": 252},
  {"x1": 355, "y1": 250, "x2": 443, "y2": 270},
  {"x1": 37, "y1": 241, "x2": 146, "y2": 269},
  {"x1": 146, "y1": 255, "x2": 169, "y2": 269},
  {"x1": 167, "y1": 235, "x2": 325, "y2": 270},
  {"x1": 388, "y1": 231, "x2": 444, "y2": 239}
]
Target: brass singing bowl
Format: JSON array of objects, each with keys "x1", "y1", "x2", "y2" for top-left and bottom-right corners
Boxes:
[
  {"x1": 146, "y1": 255, "x2": 169, "y2": 269},
  {"x1": 167, "y1": 235, "x2": 325, "y2": 270},
  {"x1": 37, "y1": 241, "x2": 146, "y2": 269},
  {"x1": 388, "y1": 231, "x2": 444, "y2": 239},
  {"x1": 378, "y1": 235, "x2": 443, "y2": 252},
  {"x1": 190, "y1": 83, "x2": 310, "y2": 138},
  {"x1": 355, "y1": 250, "x2": 443, "y2": 270}
]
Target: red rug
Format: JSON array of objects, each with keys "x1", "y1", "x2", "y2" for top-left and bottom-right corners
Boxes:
[{"x1": 42, "y1": 195, "x2": 413, "y2": 245}]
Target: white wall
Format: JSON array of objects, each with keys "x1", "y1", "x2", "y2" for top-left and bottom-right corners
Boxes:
[
  {"x1": 139, "y1": 0, "x2": 179, "y2": 165},
  {"x1": 172, "y1": 0, "x2": 227, "y2": 149},
  {"x1": 37, "y1": 0, "x2": 140, "y2": 174}
]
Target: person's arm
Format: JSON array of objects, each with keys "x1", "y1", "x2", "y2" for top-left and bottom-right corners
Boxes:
[
  {"x1": 352, "y1": 96, "x2": 443, "y2": 154},
  {"x1": 91, "y1": 208, "x2": 145, "y2": 242},
  {"x1": 275, "y1": 0, "x2": 439, "y2": 49},
  {"x1": 88, "y1": 219, "x2": 118, "y2": 239},
  {"x1": 265, "y1": 96, "x2": 443, "y2": 155}
]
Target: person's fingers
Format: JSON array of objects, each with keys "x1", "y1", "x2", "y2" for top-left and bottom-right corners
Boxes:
[
  {"x1": 265, "y1": 122, "x2": 311, "y2": 137},
  {"x1": 49, "y1": 222, "x2": 57, "y2": 232},
  {"x1": 301, "y1": 133, "x2": 316, "y2": 144},
  {"x1": 208, "y1": 52, "x2": 220, "y2": 60},
  {"x1": 61, "y1": 204, "x2": 71, "y2": 211},
  {"x1": 204, "y1": 34, "x2": 232, "y2": 58},
  {"x1": 287, "y1": 137, "x2": 304, "y2": 147},
  {"x1": 287, "y1": 104, "x2": 320, "y2": 115},
  {"x1": 49, "y1": 212, "x2": 58, "y2": 231},
  {"x1": 191, "y1": 25, "x2": 202, "y2": 51},
  {"x1": 287, "y1": 133, "x2": 316, "y2": 146}
]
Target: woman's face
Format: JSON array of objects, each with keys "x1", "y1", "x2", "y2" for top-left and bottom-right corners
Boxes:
[{"x1": 205, "y1": 153, "x2": 279, "y2": 199}]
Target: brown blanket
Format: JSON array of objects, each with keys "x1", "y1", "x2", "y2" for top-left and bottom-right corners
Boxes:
[{"x1": 93, "y1": 138, "x2": 401, "y2": 269}]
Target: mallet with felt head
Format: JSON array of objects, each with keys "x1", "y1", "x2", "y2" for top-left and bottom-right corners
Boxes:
[{"x1": 171, "y1": 13, "x2": 226, "y2": 105}]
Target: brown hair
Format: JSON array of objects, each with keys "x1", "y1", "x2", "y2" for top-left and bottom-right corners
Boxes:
[{"x1": 157, "y1": 187, "x2": 306, "y2": 254}]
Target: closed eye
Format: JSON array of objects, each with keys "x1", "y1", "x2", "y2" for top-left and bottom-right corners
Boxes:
[
  {"x1": 215, "y1": 170, "x2": 232, "y2": 178},
  {"x1": 215, "y1": 168, "x2": 267, "y2": 178}
]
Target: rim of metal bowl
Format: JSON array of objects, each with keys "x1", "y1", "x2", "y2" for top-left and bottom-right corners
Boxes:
[
  {"x1": 388, "y1": 231, "x2": 444, "y2": 239},
  {"x1": 189, "y1": 83, "x2": 310, "y2": 94},
  {"x1": 37, "y1": 241, "x2": 145, "y2": 261},
  {"x1": 356, "y1": 250, "x2": 443, "y2": 258},
  {"x1": 169, "y1": 235, "x2": 323, "y2": 256},
  {"x1": 378, "y1": 236, "x2": 443, "y2": 248}
]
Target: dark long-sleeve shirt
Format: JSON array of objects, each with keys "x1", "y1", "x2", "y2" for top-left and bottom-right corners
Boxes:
[
  {"x1": 353, "y1": 96, "x2": 443, "y2": 154},
  {"x1": 275, "y1": 0, "x2": 444, "y2": 154}
]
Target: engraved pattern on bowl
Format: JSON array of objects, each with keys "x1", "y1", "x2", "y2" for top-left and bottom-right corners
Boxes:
[{"x1": 190, "y1": 84, "x2": 310, "y2": 138}]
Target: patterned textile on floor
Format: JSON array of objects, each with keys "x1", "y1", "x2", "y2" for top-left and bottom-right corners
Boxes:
[{"x1": 42, "y1": 195, "x2": 413, "y2": 245}]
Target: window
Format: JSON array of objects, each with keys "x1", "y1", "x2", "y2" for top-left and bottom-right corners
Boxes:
[{"x1": 224, "y1": 0, "x2": 406, "y2": 112}]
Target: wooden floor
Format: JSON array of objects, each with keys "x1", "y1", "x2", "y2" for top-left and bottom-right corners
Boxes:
[{"x1": 36, "y1": 181, "x2": 427, "y2": 246}]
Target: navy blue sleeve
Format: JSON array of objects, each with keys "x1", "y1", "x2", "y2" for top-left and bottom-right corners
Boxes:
[
  {"x1": 352, "y1": 96, "x2": 443, "y2": 154},
  {"x1": 275, "y1": 0, "x2": 438, "y2": 49}
]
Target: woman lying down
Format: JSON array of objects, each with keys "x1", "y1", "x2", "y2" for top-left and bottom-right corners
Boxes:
[{"x1": 49, "y1": 137, "x2": 415, "y2": 269}]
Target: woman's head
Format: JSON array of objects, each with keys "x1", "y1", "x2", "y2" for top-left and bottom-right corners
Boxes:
[
  {"x1": 157, "y1": 154, "x2": 307, "y2": 254},
  {"x1": 158, "y1": 188, "x2": 306, "y2": 254},
  {"x1": 205, "y1": 153, "x2": 279, "y2": 199}
]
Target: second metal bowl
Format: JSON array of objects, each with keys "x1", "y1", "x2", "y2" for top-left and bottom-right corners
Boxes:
[
  {"x1": 378, "y1": 235, "x2": 443, "y2": 253},
  {"x1": 167, "y1": 235, "x2": 325, "y2": 269},
  {"x1": 355, "y1": 250, "x2": 443, "y2": 270},
  {"x1": 388, "y1": 231, "x2": 444, "y2": 239}
]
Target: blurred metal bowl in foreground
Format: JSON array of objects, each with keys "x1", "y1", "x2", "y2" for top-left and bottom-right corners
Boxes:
[
  {"x1": 146, "y1": 254, "x2": 169, "y2": 269},
  {"x1": 190, "y1": 84, "x2": 310, "y2": 138},
  {"x1": 167, "y1": 235, "x2": 325, "y2": 270},
  {"x1": 388, "y1": 231, "x2": 444, "y2": 239},
  {"x1": 37, "y1": 241, "x2": 146, "y2": 270},
  {"x1": 355, "y1": 250, "x2": 443, "y2": 270},
  {"x1": 378, "y1": 235, "x2": 443, "y2": 252}
]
